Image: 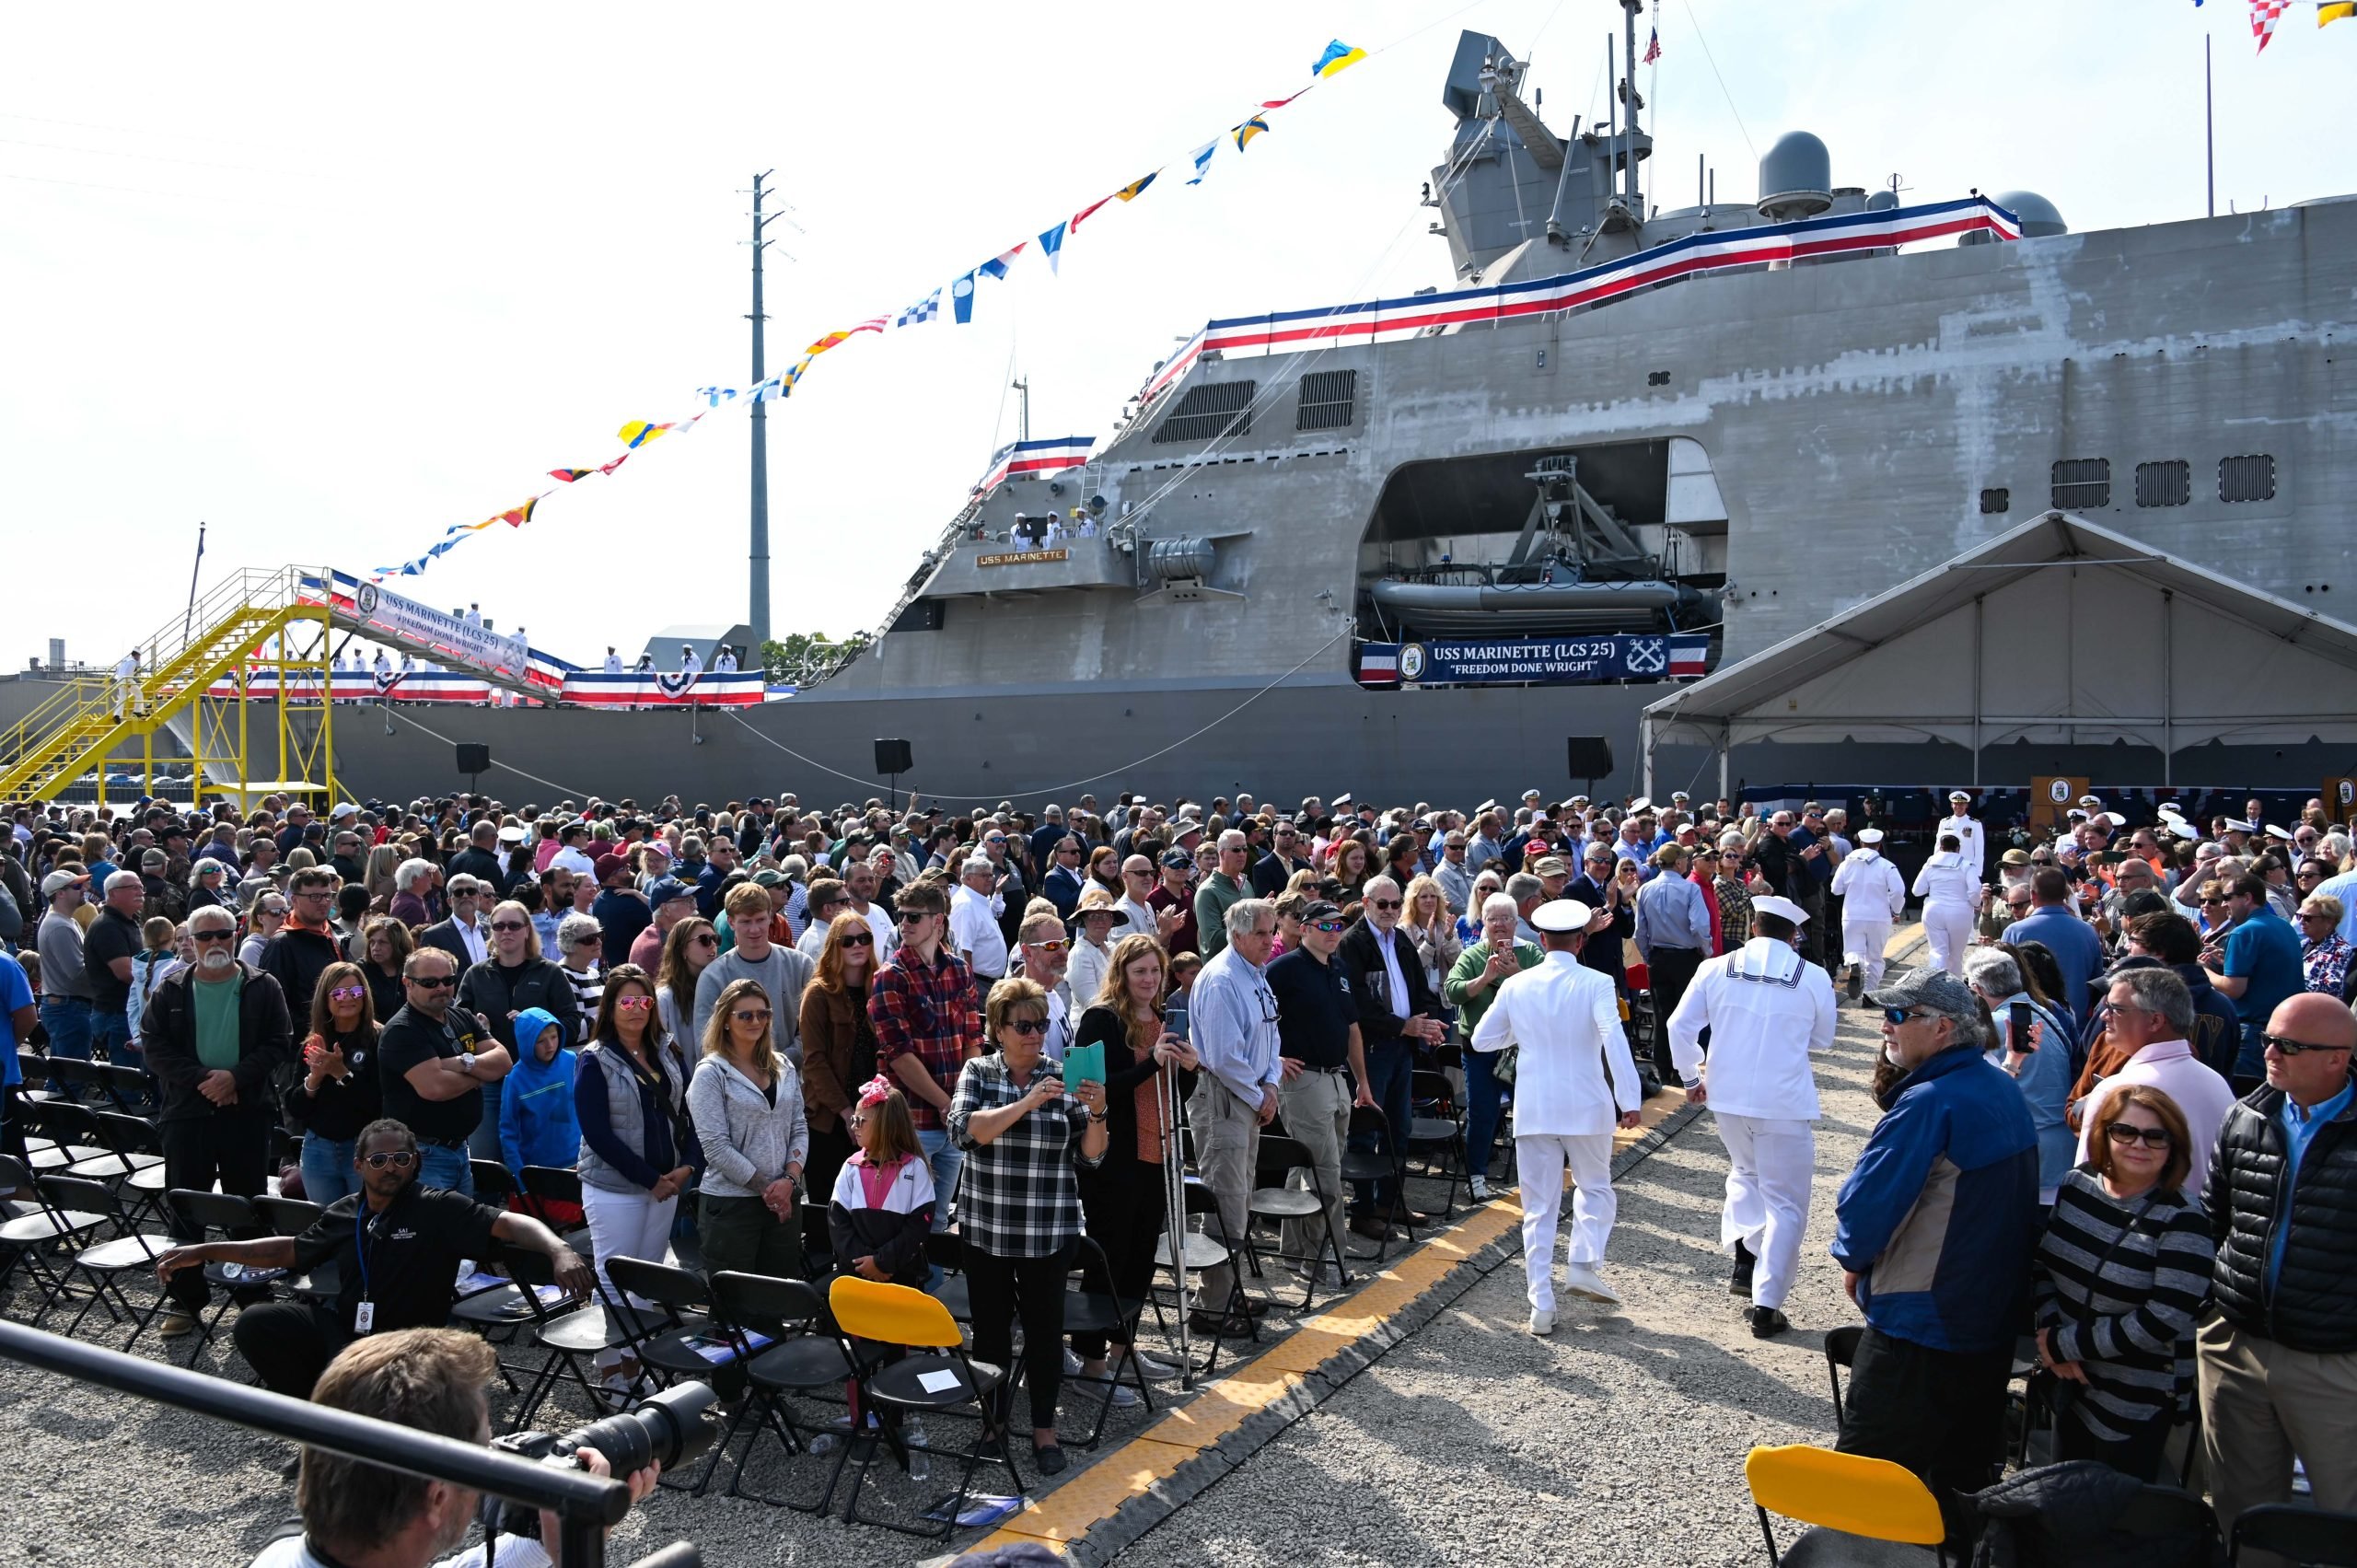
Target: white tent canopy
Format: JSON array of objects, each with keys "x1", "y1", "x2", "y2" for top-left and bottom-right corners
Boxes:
[{"x1": 1641, "y1": 512, "x2": 2357, "y2": 792}]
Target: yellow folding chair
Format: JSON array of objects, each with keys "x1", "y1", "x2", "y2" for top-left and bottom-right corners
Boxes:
[
  {"x1": 827, "y1": 1274, "x2": 1018, "y2": 1538},
  {"x1": 1745, "y1": 1444, "x2": 1950, "y2": 1565}
]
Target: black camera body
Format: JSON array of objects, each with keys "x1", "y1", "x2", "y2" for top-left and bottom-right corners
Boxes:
[{"x1": 479, "y1": 1381, "x2": 719, "y2": 1539}]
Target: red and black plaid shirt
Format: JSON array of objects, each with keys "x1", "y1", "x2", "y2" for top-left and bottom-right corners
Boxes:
[{"x1": 867, "y1": 942, "x2": 983, "y2": 1130}]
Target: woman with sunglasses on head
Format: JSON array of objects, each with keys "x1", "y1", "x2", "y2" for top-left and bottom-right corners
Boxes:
[
  {"x1": 796, "y1": 911, "x2": 881, "y2": 1204},
  {"x1": 689, "y1": 973, "x2": 808, "y2": 1280},
  {"x1": 2031, "y1": 1084, "x2": 2214, "y2": 1481},
  {"x1": 654, "y1": 914, "x2": 718, "y2": 1048},
  {"x1": 285, "y1": 960, "x2": 384, "y2": 1205},
  {"x1": 356, "y1": 915, "x2": 412, "y2": 1024},
  {"x1": 574, "y1": 963, "x2": 699, "y2": 1356},
  {"x1": 946, "y1": 977, "x2": 1110, "y2": 1476}
]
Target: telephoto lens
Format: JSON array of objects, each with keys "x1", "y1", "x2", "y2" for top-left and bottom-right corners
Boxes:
[{"x1": 559, "y1": 1380, "x2": 721, "y2": 1474}]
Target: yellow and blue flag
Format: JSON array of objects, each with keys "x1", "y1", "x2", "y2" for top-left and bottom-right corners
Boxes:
[
  {"x1": 1114, "y1": 170, "x2": 1158, "y2": 203},
  {"x1": 2324, "y1": 2, "x2": 2355, "y2": 26},
  {"x1": 1234, "y1": 115, "x2": 1269, "y2": 151},
  {"x1": 1312, "y1": 40, "x2": 1365, "y2": 79}
]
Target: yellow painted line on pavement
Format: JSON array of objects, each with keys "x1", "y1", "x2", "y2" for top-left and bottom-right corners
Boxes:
[
  {"x1": 979, "y1": 1086, "x2": 1690, "y2": 1552},
  {"x1": 1886, "y1": 923, "x2": 1923, "y2": 958}
]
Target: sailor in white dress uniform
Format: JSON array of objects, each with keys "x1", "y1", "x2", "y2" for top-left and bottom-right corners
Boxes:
[
  {"x1": 1469, "y1": 898, "x2": 1643, "y2": 1334},
  {"x1": 1829, "y1": 827, "x2": 1908, "y2": 998},
  {"x1": 1910, "y1": 833, "x2": 1981, "y2": 979},
  {"x1": 1937, "y1": 791, "x2": 1986, "y2": 883},
  {"x1": 1666, "y1": 895, "x2": 1836, "y2": 1337}
]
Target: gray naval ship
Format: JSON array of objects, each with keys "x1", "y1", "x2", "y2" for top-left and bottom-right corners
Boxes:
[{"x1": 321, "y1": 20, "x2": 2353, "y2": 808}]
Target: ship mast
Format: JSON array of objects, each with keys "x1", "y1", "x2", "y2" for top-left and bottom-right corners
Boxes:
[
  {"x1": 1619, "y1": 0, "x2": 1644, "y2": 217},
  {"x1": 745, "y1": 170, "x2": 783, "y2": 645}
]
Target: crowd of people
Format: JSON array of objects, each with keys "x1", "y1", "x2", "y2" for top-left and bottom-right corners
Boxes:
[{"x1": 0, "y1": 779, "x2": 2351, "y2": 1552}]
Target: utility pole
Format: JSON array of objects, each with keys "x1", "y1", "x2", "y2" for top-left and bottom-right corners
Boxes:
[
  {"x1": 1011, "y1": 376, "x2": 1031, "y2": 443},
  {"x1": 746, "y1": 170, "x2": 782, "y2": 645},
  {"x1": 2204, "y1": 34, "x2": 2215, "y2": 219}
]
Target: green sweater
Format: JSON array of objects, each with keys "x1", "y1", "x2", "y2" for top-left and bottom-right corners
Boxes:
[{"x1": 1444, "y1": 939, "x2": 1543, "y2": 1035}]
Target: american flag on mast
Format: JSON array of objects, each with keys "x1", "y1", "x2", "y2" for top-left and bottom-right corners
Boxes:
[
  {"x1": 1643, "y1": 26, "x2": 1662, "y2": 64},
  {"x1": 2249, "y1": 0, "x2": 2289, "y2": 52}
]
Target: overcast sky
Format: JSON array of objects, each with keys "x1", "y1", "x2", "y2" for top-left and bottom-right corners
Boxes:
[{"x1": 6, "y1": 1, "x2": 2345, "y2": 668}]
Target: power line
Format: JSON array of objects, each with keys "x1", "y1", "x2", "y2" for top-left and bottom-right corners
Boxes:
[{"x1": 1677, "y1": 0, "x2": 1757, "y2": 162}]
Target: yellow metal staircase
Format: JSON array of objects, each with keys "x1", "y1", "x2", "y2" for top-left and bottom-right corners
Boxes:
[{"x1": 0, "y1": 567, "x2": 332, "y2": 804}]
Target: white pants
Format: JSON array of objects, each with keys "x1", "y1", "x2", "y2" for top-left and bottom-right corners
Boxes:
[
  {"x1": 579, "y1": 1181, "x2": 678, "y2": 1307},
  {"x1": 1841, "y1": 919, "x2": 1893, "y2": 993},
  {"x1": 1714, "y1": 1113, "x2": 1815, "y2": 1310},
  {"x1": 1515, "y1": 1132, "x2": 1617, "y2": 1312},
  {"x1": 1922, "y1": 901, "x2": 1974, "y2": 978}
]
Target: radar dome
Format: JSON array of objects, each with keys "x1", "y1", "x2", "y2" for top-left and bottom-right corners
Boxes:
[
  {"x1": 1757, "y1": 132, "x2": 1833, "y2": 220},
  {"x1": 1864, "y1": 190, "x2": 1898, "y2": 212},
  {"x1": 1993, "y1": 190, "x2": 2066, "y2": 238}
]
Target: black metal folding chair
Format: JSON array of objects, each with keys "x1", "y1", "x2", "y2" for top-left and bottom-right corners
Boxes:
[
  {"x1": 921, "y1": 1230, "x2": 971, "y2": 1324},
  {"x1": 253, "y1": 1195, "x2": 341, "y2": 1309},
  {"x1": 97, "y1": 1110, "x2": 171, "y2": 1228},
  {"x1": 830, "y1": 1275, "x2": 1020, "y2": 1540},
  {"x1": 468, "y1": 1158, "x2": 515, "y2": 1207},
  {"x1": 2229, "y1": 1503, "x2": 2357, "y2": 1566},
  {"x1": 99, "y1": 1062, "x2": 155, "y2": 1115},
  {"x1": 499, "y1": 1246, "x2": 618, "y2": 1434},
  {"x1": 705, "y1": 1271, "x2": 856, "y2": 1511},
  {"x1": 1407, "y1": 1067, "x2": 1469, "y2": 1216},
  {"x1": 1823, "y1": 1323, "x2": 1864, "y2": 1435},
  {"x1": 0, "y1": 1153, "x2": 103, "y2": 1313},
  {"x1": 40, "y1": 1055, "x2": 105, "y2": 1107},
  {"x1": 32, "y1": 1173, "x2": 174, "y2": 1340},
  {"x1": 1059, "y1": 1233, "x2": 1155, "y2": 1450},
  {"x1": 157, "y1": 1188, "x2": 273, "y2": 1359},
  {"x1": 1246, "y1": 1132, "x2": 1352, "y2": 1310},
  {"x1": 1341, "y1": 1105, "x2": 1405, "y2": 1258}
]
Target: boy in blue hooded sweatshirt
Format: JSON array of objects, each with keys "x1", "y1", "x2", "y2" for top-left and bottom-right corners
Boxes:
[{"x1": 500, "y1": 1006, "x2": 582, "y2": 1214}]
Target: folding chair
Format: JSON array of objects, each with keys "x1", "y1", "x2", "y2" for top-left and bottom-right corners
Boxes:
[
  {"x1": 706, "y1": 1271, "x2": 855, "y2": 1511},
  {"x1": 1152, "y1": 1180, "x2": 1251, "y2": 1375},
  {"x1": 253, "y1": 1195, "x2": 340, "y2": 1308},
  {"x1": 1247, "y1": 1132, "x2": 1351, "y2": 1311},
  {"x1": 2230, "y1": 1503, "x2": 2357, "y2": 1566},
  {"x1": 1822, "y1": 1324, "x2": 1864, "y2": 1436},
  {"x1": 0, "y1": 1153, "x2": 104, "y2": 1313},
  {"x1": 600, "y1": 1258, "x2": 722, "y2": 1390},
  {"x1": 500, "y1": 1245, "x2": 617, "y2": 1434},
  {"x1": 1060, "y1": 1233, "x2": 1154, "y2": 1450},
  {"x1": 37, "y1": 1102, "x2": 149, "y2": 1183},
  {"x1": 99, "y1": 1063, "x2": 155, "y2": 1115},
  {"x1": 15, "y1": 1051, "x2": 52, "y2": 1103},
  {"x1": 99, "y1": 1111, "x2": 172, "y2": 1228},
  {"x1": 796, "y1": 1197, "x2": 833, "y2": 1278},
  {"x1": 829, "y1": 1275, "x2": 1020, "y2": 1540},
  {"x1": 921, "y1": 1231, "x2": 971, "y2": 1324},
  {"x1": 1341, "y1": 1105, "x2": 1407, "y2": 1257},
  {"x1": 157, "y1": 1189, "x2": 274, "y2": 1358},
  {"x1": 41, "y1": 1056, "x2": 105, "y2": 1107},
  {"x1": 32, "y1": 1173, "x2": 175, "y2": 1340},
  {"x1": 1406, "y1": 1068, "x2": 1469, "y2": 1217},
  {"x1": 1745, "y1": 1443, "x2": 1949, "y2": 1566},
  {"x1": 469, "y1": 1158, "x2": 515, "y2": 1208}
]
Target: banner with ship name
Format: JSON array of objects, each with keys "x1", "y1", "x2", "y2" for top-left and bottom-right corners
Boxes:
[{"x1": 1357, "y1": 634, "x2": 1710, "y2": 689}]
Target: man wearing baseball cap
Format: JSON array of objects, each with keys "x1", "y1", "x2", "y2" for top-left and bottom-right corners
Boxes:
[{"x1": 1831, "y1": 968, "x2": 2038, "y2": 1536}]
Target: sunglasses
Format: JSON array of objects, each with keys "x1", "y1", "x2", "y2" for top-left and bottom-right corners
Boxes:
[
  {"x1": 361, "y1": 1150, "x2": 418, "y2": 1170},
  {"x1": 847, "y1": 1113, "x2": 868, "y2": 1131},
  {"x1": 691, "y1": 933, "x2": 718, "y2": 947},
  {"x1": 574, "y1": 934, "x2": 602, "y2": 947},
  {"x1": 409, "y1": 974, "x2": 458, "y2": 989},
  {"x1": 1309, "y1": 919, "x2": 1349, "y2": 934},
  {"x1": 1003, "y1": 1017, "x2": 1049, "y2": 1036},
  {"x1": 489, "y1": 921, "x2": 528, "y2": 933},
  {"x1": 2104, "y1": 1122, "x2": 2173, "y2": 1149},
  {"x1": 732, "y1": 1008, "x2": 773, "y2": 1024},
  {"x1": 192, "y1": 929, "x2": 236, "y2": 943},
  {"x1": 840, "y1": 932, "x2": 875, "y2": 947},
  {"x1": 899, "y1": 910, "x2": 933, "y2": 923},
  {"x1": 614, "y1": 994, "x2": 655, "y2": 1011},
  {"x1": 1368, "y1": 899, "x2": 1401, "y2": 911},
  {"x1": 984, "y1": 837, "x2": 1007, "y2": 845},
  {"x1": 2263, "y1": 1032, "x2": 2351, "y2": 1056},
  {"x1": 328, "y1": 984, "x2": 366, "y2": 1001},
  {"x1": 1881, "y1": 1006, "x2": 1932, "y2": 1026},
  {"x1": 1025, "y1": 936, "x2": 1069, "y2": 952}
]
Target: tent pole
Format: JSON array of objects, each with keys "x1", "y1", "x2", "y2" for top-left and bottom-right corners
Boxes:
[
  {"x1": 1719, "y1": 722, "x2": 1731, "y2": 802},
  {"x1": 1640, "y1": 714, "x2": 1655, "y2": 800},
  {"x1": 1971, "y1": 596, "x2": 1984, "y2": 786},
  {"x1": 2162, "y1": 589, "x2": 2174, "y2": 786}
]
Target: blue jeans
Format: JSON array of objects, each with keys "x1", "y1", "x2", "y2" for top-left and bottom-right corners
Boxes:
[
  {"x1": 417, "y1": 1142, "x2": 474, "y2": 1197},
  {"x1": 917, "y1": 1126, "x2": 964, "y2": 1234},
  {"x1": 91, "y1": 1009, "x2": 132, "y2": 1067},
  {"x1": 38, "y1": 998, "x2": 92, "y2": 1098},
  {"x1": 467, "y1": 1079, "x2": 505, "y2": 1161},
  {"x1": 1462, "y1": 1045, "x2": 1511, "y2": 1183},
  {"x1": 1350, "y1": 1039, "x2": 1417, "y2": 1215},
  {"x1": 300, "y1": 1132, "x2": 361, "y2": 1206}
]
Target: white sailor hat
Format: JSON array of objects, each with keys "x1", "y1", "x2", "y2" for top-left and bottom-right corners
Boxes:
[
  {"x1": 1752, "y1": 894, "x2": 1809, "y2": 925},
  {"x1": 2099, "y1": 811, "x2": 2127, "y2": 828},
  {"x1": 1570, "y1": 795, "x2": 1590, "y2": 807},
  {"x1": 2054, "y1": 838, "x2": 2082, "y2": 857},
  {"x1": 1476, "y1": 799, "x2": 1498, "y2": 815},
  {"x1": 2168, "y1": 819, "x2": 2201, "y2": 841},
  {"x1": 1856, "y1": 827, "x2": 1886, "y2": 845},
  {"x1": 1332, "y1": 793, "x2": 1353, "y2": 807},
  {"x1": 2078, "y1": 795, "x2": 2103, "y2": 809},
  {"x1": 1629, "y1": 796, "x2": 1654, "y2": 813},
  {"x1": 1522, "y1": 788, "x2": 1543, "y2": 801},
  {"x1": 2066, "y1": 808, "x2": 2090, "y2": 822},
  {"x1": 1947, "y1": 790, "x2": 1972, "y2": 803},
  {"x1": 1529, "y1": 898, "x2": 1594, "y2": 935},
  {"x1": 2158, "y1": 801, "x2": 2185, "y2": 818},
  {"x1": 2223, "y1": 818, "x2": 2256, "y2": 834},
  {"x1": 2265, "y1": 823, "x2": 2294, "y2": 842},
  {"x1": 1670, "y1": 791, "x2": 1691, "y2": 803},
  {"x1": 497, "y1": 824, "x2": 528, "y2": 844}
]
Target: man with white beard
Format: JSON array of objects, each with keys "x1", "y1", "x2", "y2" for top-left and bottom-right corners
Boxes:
[
  {"x1": 139, "y1": 903, "x2": 294, "y2": 1337},
  {"x1": 1829, "y1": 827, "x2": 1908, "y2": 1002}
]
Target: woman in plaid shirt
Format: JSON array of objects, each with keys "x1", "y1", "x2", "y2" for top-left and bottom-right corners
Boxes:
[{"x1": 947, "y1": 977, "x2": 1110, "y2": 1476}]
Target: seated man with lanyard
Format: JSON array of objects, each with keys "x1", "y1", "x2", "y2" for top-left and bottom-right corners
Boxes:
[{"x1": 155, "y1": 1118, "x2": 594, "y2": 1399}]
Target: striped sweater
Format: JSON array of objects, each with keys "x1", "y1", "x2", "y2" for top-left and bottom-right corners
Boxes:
[{"x1": 2031, "y1": 1169, "x2": 2215, "y2": 1441}]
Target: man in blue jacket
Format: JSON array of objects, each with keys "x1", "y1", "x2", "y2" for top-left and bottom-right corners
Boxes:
[
  {"x1": 2002, "y1": 867, "x2": 2105, "y2": 1024},
  {"x1": 1832, "y1": 967, "x2": 2038, "y2": 1533}
]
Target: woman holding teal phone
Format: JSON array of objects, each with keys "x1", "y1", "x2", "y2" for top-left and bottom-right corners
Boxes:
[{"x1": 1073, "y1": 933, "x2": 1202, "y2": 1397}]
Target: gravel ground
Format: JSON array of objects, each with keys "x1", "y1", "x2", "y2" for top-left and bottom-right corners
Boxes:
[
  {"x1": 0, "y1": 972, "x2": 1898, "y2": 1568},
  {"x1": 1115, "y1": 978, "x2": 1898, "y2": 1568}
]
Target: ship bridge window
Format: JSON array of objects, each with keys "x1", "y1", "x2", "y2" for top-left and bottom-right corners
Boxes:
[
  {"x1": 1153, "y1": 379, "x2": 1256, "y2": 444},
  {"x1": 2219, "y1": 454, "x2": 2276, "y2": 503},
  {"x1": 1980, "y1": 488, "x2": 2009, "y2": 515},
  {"x1": 2050, "y1": 458, "x2": 2110, "y2": 511},
  {"x1": 1295, "y1": 370, "x2": 1357, "y2": 432},
  {"x1": 2134, "y1": 460, "x2": 2189, "y2": 508}
]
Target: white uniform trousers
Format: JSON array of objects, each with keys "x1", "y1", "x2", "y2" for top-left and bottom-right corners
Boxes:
[
  {"x1": 1841, "y1": 918, "x2": 1894, "y2": 994},
  {"x1": 1713, "y1": 1112, "x2": 1815, "y2": 1310},
  {"x1": 1922, "y1": 901, "x2": 1974, "y2": 978},
  {"x1": 1515, "y1": 1132, "x2": 1616, "y2": 1311}
]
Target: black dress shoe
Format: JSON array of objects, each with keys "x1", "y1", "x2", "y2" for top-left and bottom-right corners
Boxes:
[
  {"x1": 1188, "y1": 1308, "x2": 1255, "y2": 1339},
  {"x1": 1034, "y1": 1443, "x2": 1068, "y2": 1476},
  {"x1": 1846, "y1": 963, "x2": 1863, "y2": 1001},
  {"x1": 1749, "y1": 1307, "x2": 1791, "y2": 1339},
  {"x1": 1729, "y1": 1238, "x2": 1756, "y2": 1298}
]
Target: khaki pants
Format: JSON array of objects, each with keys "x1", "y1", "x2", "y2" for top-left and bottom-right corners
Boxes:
[
  {"x1": 2198, "y1": 1311, "x2": 2357, "y2": 1566},
  {"x1": 1188, "y1": 1076, "x2": 1260, "y2": 1314},
  {"x1": 1278, "y1": 1069, "x2": 1352, "y2": 1269}
]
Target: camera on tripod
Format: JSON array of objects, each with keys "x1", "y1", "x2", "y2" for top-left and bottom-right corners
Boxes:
[{"x1": 479, "y1": 1381, "x2": 719, "y2": 1539}]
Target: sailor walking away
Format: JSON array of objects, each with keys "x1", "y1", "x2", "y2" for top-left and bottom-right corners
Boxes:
[
  {"x1": 1911, "y1": 833, "x2": 1980, "y2": 979},
  {"x1": 1937, "y1": 791, "x2": 1986, "y2": 884},
  {"x1": 1666, "y1": 895, "x2": 1837, "y2": 1338},
  {"x1": 1830, "y1": 828, "x2": 1908, "y2": 1001},
  {"x1": 1469, "y1": 898, "x2": 1643, "y2": 1335}
]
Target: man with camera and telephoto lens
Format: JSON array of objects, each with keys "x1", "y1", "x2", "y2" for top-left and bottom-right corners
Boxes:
[
  {"x1": 156, "y1": 1118, "x2": 594, "y2": 1400},
  {"x1": 248, "y1": 1328, "x2": 661, "y2": 1568}
]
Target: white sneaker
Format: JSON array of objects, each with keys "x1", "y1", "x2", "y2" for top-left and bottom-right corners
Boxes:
[
  {"x1": 1527, "y1": 1307, "x2": 1555, "y2": 1336},
  {"x1": 1061, "y1": 1346, "x2": 1085, "y2": 1376},
  {"x1": 1122, "y1": 1350, "x2": 1180, "y2": 1380},
  {"x1": 1562, "y1": 1263, "x2": 1620, "y2": 1306},
  {"x1": 1469, "y1": 1176, "x2": 1492, "y2": 1202},
  {"x1": 1100, "y1": 1381, "x2": 1139, "y2": 1408}
]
